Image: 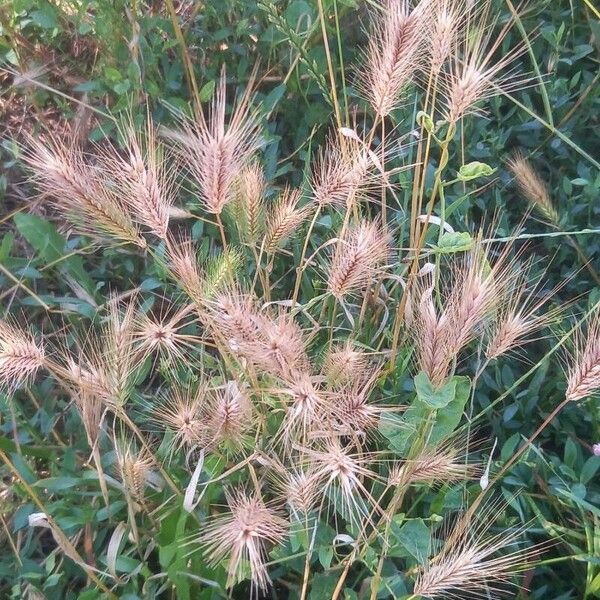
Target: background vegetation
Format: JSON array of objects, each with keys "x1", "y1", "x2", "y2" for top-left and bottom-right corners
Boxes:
[{"x1": 0, "y1": 0, "x2": 599, "y2": 598}]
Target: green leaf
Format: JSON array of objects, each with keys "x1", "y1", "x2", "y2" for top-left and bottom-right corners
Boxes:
[
  {"x1": 457, "y1": 161, "x2": 496, "y2": 181},
  {"x1": 199, "y1": 80, "x2": 215, "y2": 102},
  {"x1": 14, "y1": 213, "x2": 65, "y2": 263},
  {"x1": 309, "y1": 573, "x2": 337, "y2": 599},
  {"x1": 416, "y1": 111, "x2": 435, "y2": 133},
  {"x1": 414, "y1": 372, "x2": 457, "y2": 408},
  {"x1": 380, "y1": 376, "x2": 471, "y2": 455},
  {"x1": 33, "y1": 477, "x2": 80, "y2": 491},
  {"x1": 30, "y1": 6, "x2": 58, "y2": 29},
  {"x1": 431, "y1": 231, "x2": 473, "y2": 254},
  {"x1": 390, "y1": 518, "x2": 430, "y2": 563}
]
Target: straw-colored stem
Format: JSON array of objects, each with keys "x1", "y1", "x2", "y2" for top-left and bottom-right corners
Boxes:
[
  {"x1": 215, "y1": 213, "x2": 228, "y2": 251},
  {"x1": 292, "y1": 206, "x2": 321, "y2": 306}
]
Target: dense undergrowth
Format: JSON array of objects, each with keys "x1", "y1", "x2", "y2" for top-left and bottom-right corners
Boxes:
[{"x1": 0, "y1": 1, "x2": 599, "y2": 599}]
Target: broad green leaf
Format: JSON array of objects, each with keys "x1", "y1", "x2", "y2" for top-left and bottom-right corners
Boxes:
[
  {"x1": 457, "y1": 161, "x2": 496, "y2": 181},
  {"x1": 414, "y1": 372, "x2": 457, "y2": 408},
  {"x1": 390, "y1": 518, "x2": 430, "y2": 563},
  {"x1": 14, "y1": 213, "x2": 65, "y2": 263},
  {"x1": 432, "y1": 231, "x2": 473, "y2": 254}
]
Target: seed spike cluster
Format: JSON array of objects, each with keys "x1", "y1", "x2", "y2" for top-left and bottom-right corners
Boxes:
[
  {"x1": 110, "y1": 117, "x2": 173, "y2": 239},
  {"x1": 201, "y1": 488, "x2": 288, "y2": 591},
  {"x1": 414, "y1": 505, "x2": 534, "y2": 598},
  {"x1": 12, "y1": 11, "x2": 582, "y2": 594},
  {"x1": 443, "y1": 4, "x2": 529, "y2": 123},
  {"x1": 566, "y1": 307, "x2": 600, "y2": 402},
  {"x1": 508, "y1": 153, "x2": 560, "y2": 225},
  {"x1": 173, "y1": 66, "x2": 262, "y2": 215},
  {"x1": 412, "y1": 237, "x2": 516, "y2": 387},
  {"x1": 328, "y1": 219, "x2": 391, "y2": 300},
  {"x1": 0, "y1": 319, "x2": 45, "y2": 390},
  {"x1": 264, "y1": 186, "x2": 309, "y2": 254},
  {"x1": 23, "y1": 134, "x2": 146, "y2": 247},
  {"x1": 360, "y1": 0, "x2": 431, "y2": 117}
]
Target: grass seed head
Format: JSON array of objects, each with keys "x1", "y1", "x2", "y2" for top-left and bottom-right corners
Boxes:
[
  {"x1": 201, "y1": 487, "x2": 288, "y2": 591},
  {"x1": 0, "y1": 320, "x2": 45, "y2": 390},
  {"x1": 328, "y1": 219, "x2": 391, "y2": 300},
  {"x1": 566, "y1": 307, "x2": 600, "y2": 402}
]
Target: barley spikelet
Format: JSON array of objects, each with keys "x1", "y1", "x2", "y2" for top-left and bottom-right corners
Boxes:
[
  {"x1": 389, "y1": 442, "x2": 479, "y2": 486},
  {"x1": 443, "y1": 6, "x2": 528, "y2": 123},
  {"x1": 566, "y1": 308, "x2": 600, "y2": 402},
  {"x1": 360, "y1": 0, "x2": 431, "y2": 117},
  {"x1": 264, "y1": 187, "x2": 309, "y2": 254},
  {"x1": 153, "y1": 384, "x2": 206, "y2": 452},
  {"x1": 204, "y1": 381, "x2": 253, "y2": 450},
  {"x1": 412, "y1": 282, "x2": 451, "y2": 387},
  {"x1": 232, "y1": 161, "x2": 266, "y2": 245},
  {"x1": 310, "y1": 135, "x2": 373, "y2": 208},
  {"x1": 328, "y1": 220, "x2": 391, "y2": 299},
  {"x1": 429, "y1": 0, "x2": 465, "y2": 75},
  {"x1": 414, "y1": 504, "x2": 534, "y2": 598},
  {"x1": 115, "y1": 438, "x2": 152, "y2": 501},
  {"x1": 171, "y1": 67, "x2": 262, "y2": 215},
  {"x1": 322, "y1": 340, "x2": 370, "y2": 387},
  {"x1": 23, "y1": 135, "x2": 145, "y2": 247},
  {"x1": 0, "y1": 320, "x2": 45, "y2": 390},
  {"x1": 507, "y1": 153, "x2": 560, "y2": 225},
  {"x1": 134, "y1": 303, "x2": 199, "y2": 363},
  {"x1": 486, "y1": 264, "x2": 563, "y2": 360},
  {"x1": 444, "y1": 240, "x2": 514, "y2": 356},
  {"x1": 166, "y1": 236, "x2": 204, "y2": 305},
  {"x1": 201, "y1": 487, "x2": 287, "y2": 591},
  {"x1": 110, "y1": 118, "x2": 173, "y2": 239},
  {"x1": 301, "y1": 438, "x2": 382, "y2": 529}
]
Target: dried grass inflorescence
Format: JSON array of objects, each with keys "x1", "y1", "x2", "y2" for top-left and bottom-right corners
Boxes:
[
  {"x1": 172, "y1": 67, "x2": 262, "y2": 215},
  {"x1": 201, "y1": 488, "x2": 288, "y2": 591},
  {"x1": 0, "y1": 319, "x2": 45, "y2": 390},
  {"x1": 23, "y1": 134, "x2": 146, "y2": 247},
  {"x1": 231, "y1": 161, "x2": 266, "y2": 245},
  {"x1": 310, "y1": 135, "x2": 374, "y2": 208},
  {"x1": 360, "y1": 0, "x2": 430, "y2": 117},
  {"x1": 108, "y1": 118, "x2": 173, "y2": 239},
  {"x1": 443, "y1": 5, "x2": 527, "y2": 123},
  {"x1": 566, "y1": 308, "x2": 600, "y2": 402},
  {"x1": 264, "y1": 186, "x2": 309, "y2": 254},
  {"x1": 508, "y1": 153, "x2": 560, "y2": 225},
  {"x1": 414, "y1": 506, "x2": 533, "y2": 598},
  {"x1": 328, "y1": 219, "x2": 391, "y2": 300},
  {"x1": 412, "y1": 239, "x2": 515, "y2": 387}
]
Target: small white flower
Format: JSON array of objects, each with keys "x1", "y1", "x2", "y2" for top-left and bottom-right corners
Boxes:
[{"x1": 593, "y1": 443, "x2": 600, "y2": 457}]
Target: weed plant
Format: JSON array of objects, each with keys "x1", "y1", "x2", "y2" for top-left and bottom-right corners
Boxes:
[{"x1": 1, "y1": 0, "x2": 599, "y2": 599}]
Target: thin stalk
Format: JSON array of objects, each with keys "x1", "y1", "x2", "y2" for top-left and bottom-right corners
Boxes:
[
  {"x1": 215, "y1": 213, "x2": 228, "y2": 251},
  {"x1": 317, "y1": 0, "x2": 343, "y2": 129},
  {"x1": 292, "y1": 206, "x2": 321, "y2": 306}
]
